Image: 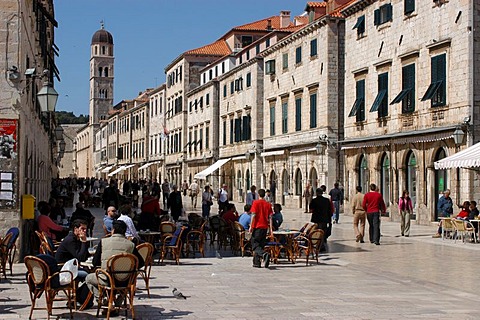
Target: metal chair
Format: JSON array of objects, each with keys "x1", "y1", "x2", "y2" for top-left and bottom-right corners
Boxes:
[
  {"x1": 136, "y1": 242, "x2": 154, "y2": 297},
  {"x1": 5, "y1": 227, "x2": 19, "y2": 276},
  {"x1": 24, "y1": 255, "x2": 76, "y2": 320},
  {"x1": 0, "y1": 232, "x2": 12, "y2": 278},
  {"x1": 160, "y1": 226, "x2": 186, "y2": 265},
  {"x1": 96, "y1": 253, "x2": 138, "y2": 320},
  {"x1": 186, "y1": 220, "x2": 207, "y2": 257}
]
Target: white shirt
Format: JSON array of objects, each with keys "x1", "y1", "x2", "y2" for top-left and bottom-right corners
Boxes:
[
  {"x1": 245, "y1": 191, "x2": 258, "y2": 206},
  {"x1": 189, "y1": 182, "x2": 199, "y2": 194},
  {"x1": 219, "y1": 188, "x2": 228, "y2": 202},
  {"x1": 117, "y1": 214, "x2": 139, "y2": 239}
]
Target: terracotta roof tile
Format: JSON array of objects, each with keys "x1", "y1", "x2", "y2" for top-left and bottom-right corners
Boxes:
[
  {"x1": 306, "y1": 2, "x2": 327, "y2": 8},
  {"x1": 294, "y1": 16, "x2": 310, "y2": 25},
  {"x1": 185, "y1": 40, "x2": 231, "y2": 56},
  {"x1": 231, "y1": 16, "x2": 281, "y2": 32}
]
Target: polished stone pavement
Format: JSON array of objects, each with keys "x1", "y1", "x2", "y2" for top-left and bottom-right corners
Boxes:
[{"x1": 1, "y1": 198, "x2": 479, "y2": 319}]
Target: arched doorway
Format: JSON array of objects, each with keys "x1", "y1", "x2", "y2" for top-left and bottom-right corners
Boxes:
[
  {"x1": 295, "y1": 168, "x2": 303, "y2": 208},
  {"x1": 434, "y1": 148, "x2": 448, "y2": 220},
  {"x1": 237, "y1": 169, "x2": 243, "y2": 200},
  {"x1": 358, "y1": 154, "x2": 368, "y2": 193},
  {"x1": 281, "y1": 169, "x2": 288, "y2": 206},
  {"x1": 245, "y1": 169, "x2": 251, "y2": 191},
  {"x1": 380, "y1": 153, "x2": 390, "y2": 205},
  {"x1": 309, "y1": 167, "x2": 318, "y2": 191},
  {"x1": 269, "y1": 170, "x2": 277, "y2": 203},
  {"x1": 406, "y1": 151, "x2": 417, "y2": 214}
]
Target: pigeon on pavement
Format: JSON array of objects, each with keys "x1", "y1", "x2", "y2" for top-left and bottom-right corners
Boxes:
[
  {"x1": 215, "y1": 250, "x2": 222, "y2": 259},
  {"x1": 172, "y1": 288, "x2": 187, "y2": 300}
]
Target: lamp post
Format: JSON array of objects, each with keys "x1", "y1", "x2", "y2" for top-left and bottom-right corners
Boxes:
[
  {"x1": 37, "y1": 71, "x2": 59, "y2": 112},
  {"x1": 453, "y1": 127, "x2": 464, "y2": 208},
  {"x1": 55, "y1": 126, "x2": 64, "y2": 141}
]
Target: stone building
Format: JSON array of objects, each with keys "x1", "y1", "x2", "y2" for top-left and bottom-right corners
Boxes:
[
  {"x1": 0, "y1": 0, "x2": 59, "y2": 256},
  {"x1": 340, "y1": 0, "x2": 480, "y2": 223},
  {"x1": 259, "y1": 2, "x2": 347, "y2": 209},
  {"x1": 58, "y1": 124, "x2": 84, "y2": 178}
]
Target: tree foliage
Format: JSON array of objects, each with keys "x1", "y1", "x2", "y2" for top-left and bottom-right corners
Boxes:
[{"x1": 55, "y1": 111, "x2": 89, "y2": 124}]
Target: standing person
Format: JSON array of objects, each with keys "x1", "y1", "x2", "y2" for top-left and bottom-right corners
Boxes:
[
  {"x1": 303, "y1": 183, "x2": 313, "y2": 213},
  {"x1": 437, "y1": 189, "x2": 453, "y2": 218},
  {"x1": 168, "y1": 185, "x2": 183, "y2": 222},
  {"x1": 398, "y1": 190, "x2": 413, "y2": 237},
  {"x1": 362, "y1": 183, "x2": 386, "y2": 245},
  {"x1": 309, "y1": 188, "x2": 332, "y2": 251},
  {"x1": 351, "y1": 186, "x2": 366, "y2": 243},
  {"x1": 140, "y1": 192, "x2": 161, "y2": 230},
  {"x1": 189, "y1": 180, "x2": 199, "y2": 209},
  {"x1": 71, "y1": 202, "x2": 96, "y2": 237},
  {"x1": 182, "y1": 180, "x2": 189, "y2": 197},
  {"x1": 92, "y1": 178, "x2": 99, "y2": 195},
  {"x1": 249, "y1": 189, "x2": 273, "y2": 268},
  {"x1": 161, "y1": 179, "x2": 170, "y2": 209},
  {"x1": 264, "y1": 189, "x2": 273, "y2": 205},
  {"x1": 218, "y1": 184, "x2": 229, "y2": 214},
  {"x1": 151, "y1": 179, "x2": 161, "y2": 197},
  {"x1": 102, "y1": 179, "x2": 119, "y2": 213},
  {"x1": 201, "y1": 185, "x2": 213, "y2": 219},
  {"x1": 329, "y1": 182, "x2": 344, "y2": 224},
  {"x1": 122, "y1": 180, "x2": 131, "y2": 197},
  {"x1": 245, "y1": 185, "x2": 258, "y2": 206},
  {"x1": 131, "y1": 180, "x2": 140, "y2": 208}
]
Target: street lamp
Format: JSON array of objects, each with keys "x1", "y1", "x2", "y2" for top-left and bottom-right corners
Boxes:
[
  {"x1": 452, "y1": 127, "x2": 465, "y2": 147},
  {"x1": 59, "y1": 140, "x2": 66, "y2": 153},
  {"x1": 37, "y1": 70, "x2": 59, "y2": 112},
  {"x1": 315, "y1": 142, "x2": 325, "y2": 155},
  {"x1": 55, "y1": 126, "x2": 64, "y2": 141}
]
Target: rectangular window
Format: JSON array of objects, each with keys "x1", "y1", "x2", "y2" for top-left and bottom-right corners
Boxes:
[
  {"x1": 242, "y1": 115, "x2": 251, "y2": 141},
  {"x1": 310, "y1": 39, "x2": 318, "y2": 57},
  {"x1": 188, "y1": 131, "x2": 192, "y2": 153},
  {"x1": 205, "y1": 126, "x2": 209, "y2": 149},
  {"x1": 215, "y1": 66, "x2": 218, "y2": 77},
  {"x1": 199, "y1": 128, "x2": 203, "y2": 150},
  {"x1": 396, "y1": 64, "x2": 415, "y2": 113},
  {"x1": 223, "y1": 84, "x2": 227, "y2": 97},
  {"x1": 270, "y1": 103, "x2": 275, "y2": 136},
  {"x1": 209, "y1": 69, "x2": 213, "y2": 80},
  {"x1": 295, "y1": 97, "x2": 302, "y2": 131},
  {"x1": 222, "y1": 62, "x2": 225, "y2": 73},
  {"x1": 422, "y1": 54, "x2": 446, "y2": 107},
  {"x1": 265, "y1": 60, "x2": 276, "y2": 75},
  {"x1": 295, "y1": 46, "x2": 302, "y2": 64},
  {"x1": 353, "y1": 15, "x2": 365, "y2": 36},
  {"x1": 230, "y1": 119, "x2": 234, "y2": 144},
  {"x1": 246, "y1": 51, "x2": 250, "y2": 60},
  {"x1": 256, "y1": 44, "x2": 260, "y2": 54},
  {"x1": 374, "y1": 3, "x2": 393, "y2": 26},
  {"x1": 370, "y1": 72, "x2": 389, "y2": 117},
  {"x1": 239, "y1": 55, "x2": 243, "y2": 64},
  {"x1": 282, "y1": 53, "x2": 288, "y2": 69},
  {"x1": 266, "y1": 38, "x2": 270, "y2": 47},
  {"x1": 206, "y1": 93, "x2": 210, "y2": 105},
  {"x1": 234, "y1": 118, "x2": 242, "y2": 143},
  {"x1": 202, "y1": 73, "x2": 206, "y2": 84},
  {"x1": 405, "y1": 0, "x2": 415, "y2": 15},
  {"x1": 193, "y1": 130, "x2": 197, "y2": 152},
  {"x1": 282, "y1": 101, "x2": 288, "y2": 134},
  {"x1": 246, "y1": 73, "x2": 251, "y2": 87},
  {"x1": 310, "y1": 93, "x2": 317, "y2": 128},
  {"x1": 242, "y1": 35, "x2": 253, "y2": 47},
  {"x1": 223, "y1": 121, "x2": 227, "y2": 145},
  {"x1": 348, "y1": 79, "x2": 365, "y2": 122},
  {"x1": 189, "y1": 101, "x2": 192, "y2": 112},
  {"x1": 230, "y1": 81, "x2": 234, "y2": 94}
]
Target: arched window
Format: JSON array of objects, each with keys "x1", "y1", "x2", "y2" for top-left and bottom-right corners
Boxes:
[
  {"x1": 104, "y1": 67, "x2": 108, "y2": 77},
  {"x1": 245, "y1": 169, "x2": 251, "y2": 190},
  {"x1": 295, "y1": 169, "x2": 302, "y2": 196},
  {"x1": 358, "y1": 154, "x2": 368, "y2": 193},
  {"x1": 309, "y1": 167, "x2": 318, "y2": 191},
  {"x1": 104, "y1": 90, "x2": 108, "y2": 98},
  {"x1": 102, "y1": 46, "x2": 106, "y2": 55},
  {"x1": 380, "y1": 153, "x2": 390, "y2": 205},
  {"x1": 98, "y1": 67, "x2": 103, "y2": 77},
  {"x1": 237, "y1": 170, "x2": 243, "y2": 192},
  {"x1": 406, "y1": 151, "x2": 417, "y2": 209}
]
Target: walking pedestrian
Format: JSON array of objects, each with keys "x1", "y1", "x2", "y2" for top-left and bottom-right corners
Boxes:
[
  {"x1": 398, "y1": 190, "x2": 413, "y2": 237},
  {"x1": 303, "y1": 183, "x2": 313, "y2": 213},
  {"x1": 351, "y1": 186, "x2": 366, "y2": 243},
  {"x1": 189, "y1": 180, "x2": 199, "y2": 209},
  {"x1": 161, "y1": 179, "x2": 170, "y2": 209},
  {"x1": 201, "y1": 185, "x2": 213, "y2": 219},
  {"x1": 362, "y1": 183, "x2": 386, "y2": 245},
  {"x1": 249, "y1": 189, "x2": 273, "y2": 268},
  {"x1": 329, "y1": 182, "x2": 344, "y2": 223},
  {"x1": 309, "y1": 188, "x2": 332, "y2": 251}
]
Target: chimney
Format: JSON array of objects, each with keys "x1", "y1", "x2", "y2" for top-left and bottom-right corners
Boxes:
[
  {"x1": 280, "y1": 11, "x2": 291, "y2": 28},
  {"x1": 266, "y1": 19, "x2": 272, "y2": 30}
]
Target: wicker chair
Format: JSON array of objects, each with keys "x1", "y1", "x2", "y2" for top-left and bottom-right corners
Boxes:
[
  {"x1": 136, "y1": 242, "x2": 154, "y2": 297},
  {"x1": 4, "y1": 227, "x2": 19, "y2": 276},
  {"x1": 232, "y1": 222, "x2": 251, "y2": 257},
  {"x1": 295, "y1": 228, "x2": 325, "y2": 265},
  {"x1": 96, "y1": 253, "x2": 138, "y2": 320},
  {"x1": 208, "y1": 215, "x2": 221, "y2": 246},
  {"x1": 452, "y1": 219, "x2": 476, "y2": 243},
  {"x1": 160, "y1": 226, "x2": 186, "y2": 265},
  {"x1": 24, "y1": 255, "x2": 76, "y2": 320},
  {"x1": 441, "y1": 218, "x2": 454, "y2": 240},
  {"x1": 186, "y1": 220, "x2": 207, "y2": 258},
  {"x1": 159, "y1": 221, "x2": 176, "y2": 239}
]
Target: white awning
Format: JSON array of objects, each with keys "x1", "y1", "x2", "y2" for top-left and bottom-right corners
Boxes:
[
  {"x1": 194, "y1": 158, "x2": 231, "y2": 180},
  {"x1": 231, "y1": 155, "x2": 246, "y2": 161},
  {"x1": 138, "y1": 162, "x2": 154, "y2": 170},
  {"x1": 260, "y1": 150, "x2": 284, "y2": 157},
  {"x1": 124, "y1": 164, "x2": 135, "y2": 169},
  {"x1": 435, "y1": 142, "x2": 480, "y2": 169},
  {"x1": 101, "y1": 165, "x2": 114, "y2": 173},
  {"x1": 95, "y1": 166, "x2": 104, "y2": 173},
  {"x1": 108, "y1": 166, "x2": 126, "y2": 176}
]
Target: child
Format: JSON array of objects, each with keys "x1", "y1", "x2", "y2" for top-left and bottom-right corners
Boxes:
[{"x1": 272, "y1": 203, "x2": 284, "y2": 231}]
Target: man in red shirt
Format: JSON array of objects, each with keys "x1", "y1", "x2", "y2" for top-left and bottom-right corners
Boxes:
[
  {"x1": 362, "y1": 183, "x2": 386, "y2": 245},
  {"x1": 249, "y1": 189, "x2": 273, "y2": 268}
]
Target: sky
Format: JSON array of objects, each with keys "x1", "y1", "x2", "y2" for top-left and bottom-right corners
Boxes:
[{"x1": 54, "y1": 0, "x2": 307, "y2": 116}]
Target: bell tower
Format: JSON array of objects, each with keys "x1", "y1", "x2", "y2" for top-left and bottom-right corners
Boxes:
[{"x1": 89, "y1": 22, "x2": 114, "y2": 125}]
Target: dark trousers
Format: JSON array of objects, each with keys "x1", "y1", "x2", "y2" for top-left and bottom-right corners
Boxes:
[
  {"x1": 251, "y1": 228, "x2": 267, "y2": 266},
  {"x1": 367, "y1": 212, "x2": 381, "y2": 244},
  {"x1": 162, "y1": 192, "x2": 169, "y2": 208}
]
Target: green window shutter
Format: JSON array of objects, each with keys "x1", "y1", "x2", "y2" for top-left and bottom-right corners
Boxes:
[
  {"x1": 374, "y1": 9, "x2": 380, "y2": 26},
  {"x1": 310, "y1": 39, "x2": 317, "y2": 56},
  {"x1": 230, "y1": 119, "x2": 234, "y2": 144},
  {"x1": 356, "y1": 80, "x2": 365, "y2": 122},
  {"x1": 296, "y1": 46, "x2": 302, "y2": 64},
  {"x1": 405, "y1": 0, "x2": 415, "y2": 14},
  {"x1": 402, "y1": 64, "x2": 415, "y2": 113},
  {"x1": 223, "y1": 121, "x2": 226, "y2": 145},
  {"x1": 310, "y1": 93, "x2": 317, "y2": 128},
  {"x1": 223, "y1": 85, "x2": 227, "y2": 97},
  {"x1": 246, "y1": 73, "x2": 251, "y2": 87},
  {"x1": 295, "y1": 98, "x2": 302, "y2": 131},
  {"x1": 378, "y1": 72, "x2": 389, "y2": 117},
  {"x1": 433, "y1": 54, "x2": 446, "y2": 107},
  {"x1": 270, "y1": 106, "x2": 275, "y2": 136},
  {"x1": 282, "y1": 53, "x2": 288, "y2": 69},
  {"x1": 282, "y1": 101, "x2": 288, "y2": 133},
  {"x1": 386, "y1": 3, "x2": 393, "y2": 21}
]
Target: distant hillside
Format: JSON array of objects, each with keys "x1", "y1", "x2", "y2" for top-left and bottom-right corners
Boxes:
[{"x1": 55, "y1": 111, "x2": 89, "y2": 124}]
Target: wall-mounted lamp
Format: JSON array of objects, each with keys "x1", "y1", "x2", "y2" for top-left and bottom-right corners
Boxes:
[
  {"x1": 59, "y1": 140, "x2": 66, "y2": 153},
  {"x1": 37, "y1": 70, "x2": 59, "y2": 112},
  {"x1": 55, "y1": 125, "x2": 64, "y2": 141},
  {"x1": 452, "y1": 127, "x2": 465, "y2": 147}
]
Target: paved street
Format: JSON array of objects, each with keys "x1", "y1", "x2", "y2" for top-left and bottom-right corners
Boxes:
[{"x1": 1, "y1": 198, "x2": 479, "y2": 319}]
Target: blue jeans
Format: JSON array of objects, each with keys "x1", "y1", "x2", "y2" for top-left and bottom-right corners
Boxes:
[
  {"x1": 333, "y1": 201, "x2": 340, "y2": 222},
  {"x1": 202, "y1": 203, "x2": 211, "y2": 219}
]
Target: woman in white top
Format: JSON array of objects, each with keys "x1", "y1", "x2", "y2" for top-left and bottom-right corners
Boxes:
[{"x1": 201, "y1": 185, "x2": 213, "y2": 219}]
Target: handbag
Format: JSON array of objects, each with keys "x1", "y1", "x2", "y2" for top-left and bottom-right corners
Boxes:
[{"x1": 59, "y1": 258, "x2": 78, "y2": 285}]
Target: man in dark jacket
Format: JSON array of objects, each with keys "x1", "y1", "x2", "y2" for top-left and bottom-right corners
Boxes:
[
  {"x1": 309, "y1": 188, "x2": 333, "y2": 251},
  {"x1": 168, "y1": 185, "x2": 183, "y2": 222},
  {"x1": 102, "y1": 179, "x2": 119, "y2": 212}
]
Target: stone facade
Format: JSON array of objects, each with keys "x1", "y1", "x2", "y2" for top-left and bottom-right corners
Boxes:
[
  {"x1": 58, "y1": 124, "x2": 84, "y2": 178},
  {"x1": 341, "y1": 0, "x2": 479, "y2": 223}
]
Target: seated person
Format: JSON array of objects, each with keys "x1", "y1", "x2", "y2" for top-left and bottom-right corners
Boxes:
[
  {"x1": 71, "y1": 202, "x2": 95, "y2": 236},
  {"x1": 86, "y1": 220, "x2": 144, "y2": 302},
  {"x1": 272, "y1": 203, "x2": 284, "y2": 231},
  {"x1": 188, "y1": 212, "x2": 204, "y2": 229},
  {"x1": 468, "y1": 201, "x2": 479, "y2": 220},
  {"x1": 116, "y1": 204, "x2": 140, "y2": 242},
  {"x1": 221, "y1": 203, "x2": 238, "y2": 223},
  {"x1": 238, "y1": 204, "x2": 252, "y2": 230},
  {"x1": 37, "y1": 201, "x2": 68, "y2": 240},
  {"x1": 103, "y1": 206, "x2": 117, "y2": 234},
  {"x1": 456, "y1": 201, "x2": 471, "y2": 220},
  {"x1": 55, "y1": 219, "x2": 90, "y2": 281}
]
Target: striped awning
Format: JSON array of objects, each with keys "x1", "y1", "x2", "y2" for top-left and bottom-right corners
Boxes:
[{"x1": 435, "y1": 142, "x2": 480, "y2": 169}]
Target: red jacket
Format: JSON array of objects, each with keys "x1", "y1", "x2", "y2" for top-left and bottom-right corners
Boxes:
[{"x1": 362, "y1": 191, "x2": 386, "y2": 214}]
